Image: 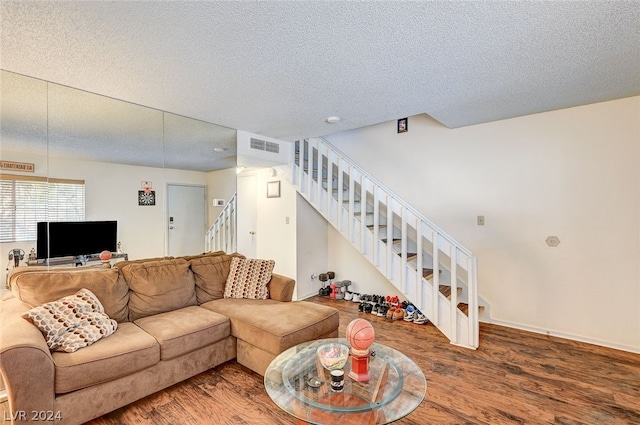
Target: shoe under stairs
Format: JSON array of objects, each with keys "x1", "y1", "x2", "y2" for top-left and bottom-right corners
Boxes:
[{"x1": 285, "y1": 137, "x2": 482, "y2": 349}]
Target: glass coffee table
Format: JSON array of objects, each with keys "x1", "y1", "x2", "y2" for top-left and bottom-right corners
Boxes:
[{"x1": 264, "y1": 338, "x2": 426, "y2": 425}]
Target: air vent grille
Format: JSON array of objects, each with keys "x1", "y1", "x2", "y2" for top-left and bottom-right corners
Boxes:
[
  {"x1": 265, "y1": 142, "x2": 279, "y2": 153},
  {"x1": 250, "y1": 138, "x2": 279, "y2": 154}
]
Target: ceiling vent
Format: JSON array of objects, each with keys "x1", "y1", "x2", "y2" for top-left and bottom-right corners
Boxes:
[{"x1": 250, "y1": 137, "x2": 280, "y2": 154}]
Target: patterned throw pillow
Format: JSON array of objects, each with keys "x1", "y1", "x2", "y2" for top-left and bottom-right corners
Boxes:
[
  {"x1": 21, "y1": 288, "x2": 118, "y2": 353},
  {"x1": 223, "y1": 257, "x2": 275, "y2": 300}
]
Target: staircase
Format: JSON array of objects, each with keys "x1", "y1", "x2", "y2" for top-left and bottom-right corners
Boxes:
[
  {"x1": 205, "y1": 193, "x2": 237, "y2": 254},
  {"x1": 286, "y1": 137, "x2": 481, "y2": 349}
]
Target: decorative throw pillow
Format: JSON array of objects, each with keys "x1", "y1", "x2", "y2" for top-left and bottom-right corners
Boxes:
[
  {"x1": 21, "y1": 288, "x2": 118, "y2": 353},
  {"x1": 223, "y1": 257, "x2": 275, "y2": 300}
]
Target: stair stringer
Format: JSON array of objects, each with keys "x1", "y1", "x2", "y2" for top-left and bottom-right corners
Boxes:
[{"x1": 286, "y1": 137, "x2": 480, "y2": 349}]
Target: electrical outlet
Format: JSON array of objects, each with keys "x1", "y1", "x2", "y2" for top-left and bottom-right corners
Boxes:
[{"x1": 477, "y1": 215, "x2": 485, "y2": 226}]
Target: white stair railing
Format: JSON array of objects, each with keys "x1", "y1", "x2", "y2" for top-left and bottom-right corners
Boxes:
[
  {"x1": 205, "y1": 193, "x2": 237, "y2": 254},
  {"x1": 288, "y1": 137, "x2": 480, "y2": 349}
]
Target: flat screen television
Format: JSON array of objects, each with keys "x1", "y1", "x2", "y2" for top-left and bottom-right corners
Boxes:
[{"x1": 36, "y1": 221, "x2": 117, "y2": 259}]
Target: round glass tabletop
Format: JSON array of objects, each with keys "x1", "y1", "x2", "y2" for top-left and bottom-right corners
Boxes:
[{"x1": 264, "y1": 338, "x2": 426, "y2": 425}]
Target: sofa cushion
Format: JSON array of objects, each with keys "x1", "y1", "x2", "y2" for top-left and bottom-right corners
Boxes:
[
  {"x1": 223, "y1": 257, "x2": 274, "y2": 300},
  {"x1": 9, "y1": 266, "x2": 129, "y2": 322},
  {"x1": 134, "y1": 306, "x2": 230, "y2": 360},
  {"x1": 121, "y1": 258, "x2": 197, "y2": 321},
  {"x1": 52, "y1": 322, "x2": 159, "y2": 394},
  {"x1": 190, "y1": 253, "x2": 245, "y2": 304},
  {"x1": 201, "y1": 299, "x2": 339, "y2": 355},
  {"x1": 22, "y1": 288, "x2": 118, "y2": 353}
]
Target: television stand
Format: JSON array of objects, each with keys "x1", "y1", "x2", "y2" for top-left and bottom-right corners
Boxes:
[{"x1": 26, "y1": 252, "x2": 128, "y2": 267}]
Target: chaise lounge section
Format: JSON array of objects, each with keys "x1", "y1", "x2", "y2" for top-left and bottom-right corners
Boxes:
[{"x1": 0, "y1": 252, "x2": 339, "y2": 424}]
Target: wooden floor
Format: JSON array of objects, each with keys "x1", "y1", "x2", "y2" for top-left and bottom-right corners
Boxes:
[{"x1": 5, "y1": 296, "x2": 640, "y2": 424}]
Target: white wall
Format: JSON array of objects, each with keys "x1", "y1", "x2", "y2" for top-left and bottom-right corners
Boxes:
[
  {"x1": 296, "y1": 193, "x2": 328, "y2": 299},
  {"x1": 325, "y1": 96, "x2": 640, "y2": 352},
  {"x1": 0, "y1": 151, "x2": 208, "y2": 275},
  {"x1": 255, "y1": 168, "x2": 297, "y2": 282}
]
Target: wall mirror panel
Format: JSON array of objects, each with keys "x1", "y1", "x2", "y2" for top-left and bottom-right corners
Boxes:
[{"x1": 0, "y1": 70, "x2": 237, "y2": 274}]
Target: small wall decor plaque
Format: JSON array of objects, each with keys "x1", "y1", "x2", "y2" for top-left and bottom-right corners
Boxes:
[
  {"x1": 0, "y1": 160, "x2": 34, "y2": 172},
  {"x1": 138, "y1": 190, "x2": 156, "y2": 206},
  {"x1": 397, "y1": 117, "x2": 408, "y2": 134},
  {"x1": 267, "y1": 181, "x2": 281, "y2": 198}
]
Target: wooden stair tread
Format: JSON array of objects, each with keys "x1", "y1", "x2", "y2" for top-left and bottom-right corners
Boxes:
[
  {"x1": 457, "y1": 303, "x2": 485, "y2": 315},
  {"x1": 422, "y1": 268, "x2": 442, "y2": 279},
  {"x1": 439, "y1": 285, "x2": 462, "y2": 298}
]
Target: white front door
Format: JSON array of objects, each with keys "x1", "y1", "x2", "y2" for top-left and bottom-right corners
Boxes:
[{"x1": 167, "y1": 184, "x2": 206, "y2": 257}]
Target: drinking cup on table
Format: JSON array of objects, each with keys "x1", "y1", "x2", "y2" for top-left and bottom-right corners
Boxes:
[{"x1": 330, "y1": 369, "x2": 344, "y2": 392}]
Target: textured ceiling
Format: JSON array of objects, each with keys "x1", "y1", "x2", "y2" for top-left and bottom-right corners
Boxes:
[{"x1": 1, "y1": 1, "x2": 639, "y2": 171}]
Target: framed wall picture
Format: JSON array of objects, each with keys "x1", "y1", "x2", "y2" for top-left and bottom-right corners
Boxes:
[
  {"x1": 397, "y1": 117, "x2": 408, "y2": 133},
  {"x1": 267, "y1": 181, "x2": 281, "y2": 198},
  {"x1": 138, "y1": 190, "x2": 156, "y2": 206}
]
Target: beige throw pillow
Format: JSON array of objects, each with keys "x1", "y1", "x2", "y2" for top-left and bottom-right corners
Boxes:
[
  {"x1": 21, "y1": 288, "x2": 118, "y2": 353},
  {"x1": 223, "y1": 257, "x2": 275, "y2": 300}
]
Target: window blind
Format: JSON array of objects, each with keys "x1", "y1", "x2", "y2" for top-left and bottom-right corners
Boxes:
[{"x1": 0, "y1": 174, "x2": 85, "y2": 243}]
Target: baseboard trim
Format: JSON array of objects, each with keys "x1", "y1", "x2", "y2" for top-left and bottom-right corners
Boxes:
[
  {"x1": 295, "y1": 291, "x2": 319, "y2": 301},
  {"x1": 483, "y1": 318, "x2": 640, "y2": 354}
]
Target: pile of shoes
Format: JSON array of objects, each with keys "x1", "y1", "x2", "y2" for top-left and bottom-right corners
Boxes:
[
  {"x1": 384, "y1": 296, "x2": 404, "y2": 321},
  {"x1": 401, "y1": 304, "x2": 428, "y2": 324},
  {"x1": 344, "y1": 291, "x2": 361, "y2": 302},
  {"x1": 356, "y1": 294, "x2": 388, "y2": 317},
  {"x1": 357, "y1": 294, "x2": 429, "y2": 325},
  {"x1": 319, "y1": 278, "x2": 428, "y2": 325}
]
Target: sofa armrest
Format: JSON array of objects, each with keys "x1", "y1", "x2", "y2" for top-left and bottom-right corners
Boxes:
[
  {"x1": 267, "y1": 273, "x2": 295, "y2": 302},
  {"x1": 0, "y1": 297, "x2": 55, "y2": 418}
]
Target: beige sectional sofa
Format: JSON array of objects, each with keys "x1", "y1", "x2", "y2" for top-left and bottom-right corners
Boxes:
[{"x1": 0, "y1": 252, "x2": 339, "y2": 424}]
